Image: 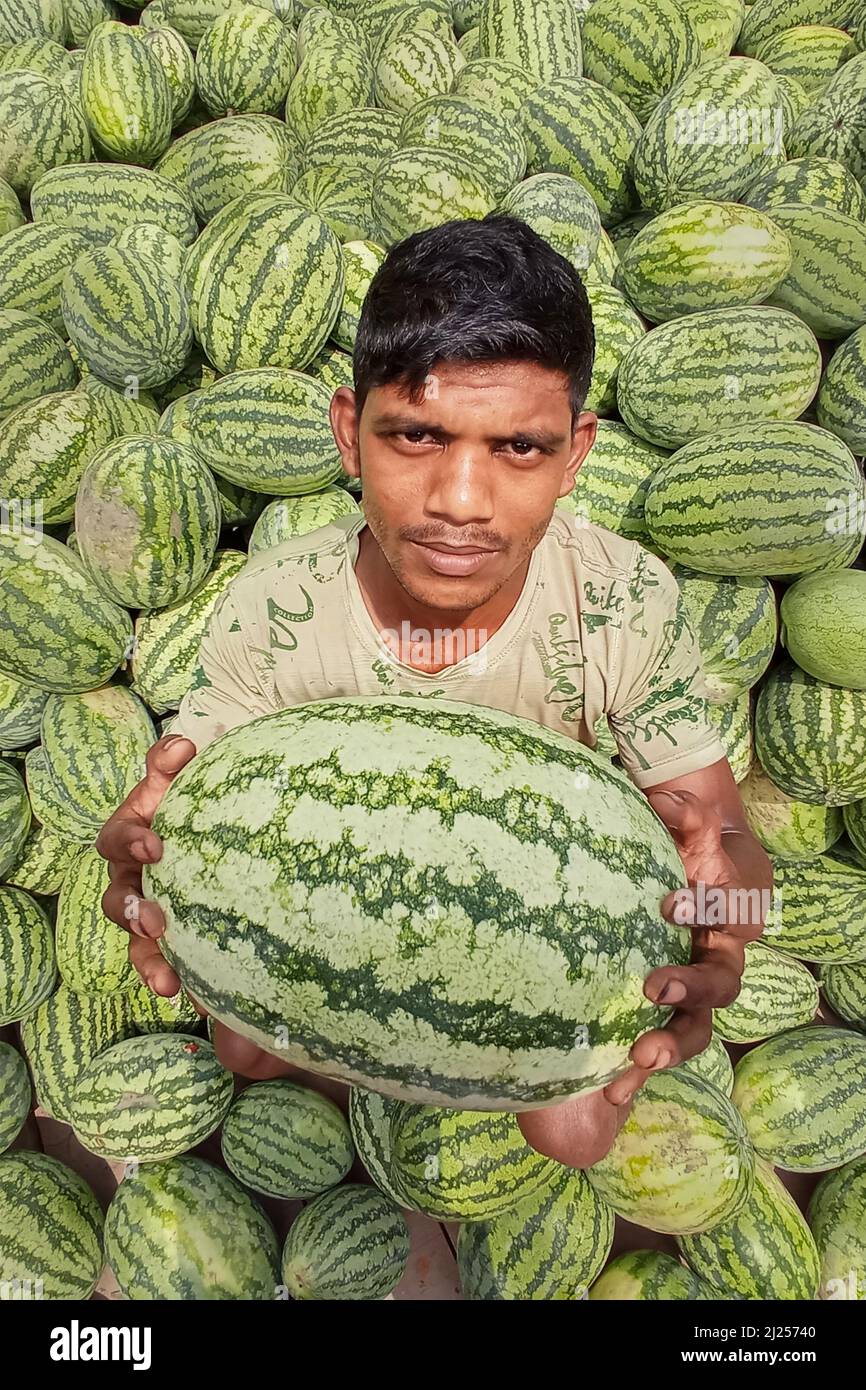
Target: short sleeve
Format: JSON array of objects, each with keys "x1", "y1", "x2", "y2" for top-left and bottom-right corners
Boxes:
[
  {"x1": 607, "y1": 548, "x2": 725, "y2": 789},
  {"x1": 172, "y1": 588, "x2": 279, "y2": 753}
]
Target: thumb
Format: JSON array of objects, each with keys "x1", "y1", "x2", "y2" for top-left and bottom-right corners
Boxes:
[{"x1": 133, "y1": 735, "x2": 196, "y2": 819}]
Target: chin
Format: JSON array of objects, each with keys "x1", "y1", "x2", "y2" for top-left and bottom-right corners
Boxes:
[{"x1": 400, "y1": 565, "x2": 501, "y2": 613}]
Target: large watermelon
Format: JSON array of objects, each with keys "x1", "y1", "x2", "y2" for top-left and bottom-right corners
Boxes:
[
  {"x1": 712, "y1": 941, "x2": 818, "y2": 1044},
  {"x1": 766, "y1": 853, "x2": 866, "y2": 964},
  {"x1": 766, "y1": 203, "x2": 866, "y2": 339},
  {"x1": 732, "y1": 1026, "x2": 866, "y2": 1172},
  {"x1": 780, "y1": 570, "x2": 866, "y2": 693},
  {"x1": 580, "y1": 0, "x2": 700, "y2": 122},
  {"x1": 479, "y1": 0, "x2": 582, "y2": 82},
  {"x1": 0, "y1": 69, "x2": 91, "y2": 196},
  {"x1": 105, "y1": 1156, "x2": 280, "y2": 1300},
  {"x1": 80, "y1": 20, "x2": 172, "y2": 165},
  {"x1": 196, "y1": 5, "x2": 297, "y2": 117},
  {"x1": 0, "y1": 390, "x2": 115, "y2": 527},
  {"x1": 671, "y1": 567, "x2": 776, "y2": 703},
  {"x1": 30, "y1": 162, "x2": 198, "y2": 246},
  {"x1": 0, "y1": 1152, "x2": 103, "y2": 1300},
  {"x1": 144, "y1": 698, "x2": 691, "y2": 1108},
  {"x1": 755, "y1": 662, "x2": 866, "y2": 806}
]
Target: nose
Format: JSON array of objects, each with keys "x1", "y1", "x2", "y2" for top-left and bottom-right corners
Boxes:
[{"x1": 423, "y1": 446, "x2": 495, "y2": 527}]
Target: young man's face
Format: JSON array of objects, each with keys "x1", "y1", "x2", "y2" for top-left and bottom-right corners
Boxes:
[{"x1": 331, "y1": 360, "x2": 597, "y2": 612}]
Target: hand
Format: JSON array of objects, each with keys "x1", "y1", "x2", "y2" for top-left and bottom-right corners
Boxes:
[
  {"x1": 96, "y1": 734, "x2": 196, "y2": 998},
  {"x1": 604, "y1": 787, "x2": 757, "y2": 1108}
]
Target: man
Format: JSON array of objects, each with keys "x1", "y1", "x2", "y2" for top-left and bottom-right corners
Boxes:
[{"x1": 99, "y1": 215, "x2": 771, "y2": 1168}]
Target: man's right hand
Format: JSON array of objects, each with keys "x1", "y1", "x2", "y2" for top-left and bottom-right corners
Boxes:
[{"x1": 96, "y1": 734, "x2": 196, "y2": 998}]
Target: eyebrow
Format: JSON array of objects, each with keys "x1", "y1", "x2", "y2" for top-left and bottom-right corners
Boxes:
[{"x1": 371, "y1": 414, "x2": 569, "y2": 450}]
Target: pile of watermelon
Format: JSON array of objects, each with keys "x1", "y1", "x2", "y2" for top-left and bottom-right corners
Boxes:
[{"x1": 2, "y1": 0, "x2": 866, "y2": 1302}]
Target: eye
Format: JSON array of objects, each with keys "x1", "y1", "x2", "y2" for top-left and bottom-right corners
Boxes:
[{"x1": 400, "y1": 429, "x2": 433, "y2": 445}]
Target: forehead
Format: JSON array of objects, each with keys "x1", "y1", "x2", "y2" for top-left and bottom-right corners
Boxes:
[{"x1": 370, "y1": 359, "x2": 572, "y2": 414}]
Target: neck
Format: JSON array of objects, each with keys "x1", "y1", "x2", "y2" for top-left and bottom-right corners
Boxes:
[{"x1": 354, "y1": 526, "x2": 529, "y2": 674}]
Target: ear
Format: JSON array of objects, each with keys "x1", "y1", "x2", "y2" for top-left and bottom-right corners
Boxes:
[
  {"x1": 330, "y1": 387, "x2": 361, "y2": 480},
  {"x1": 558, "y1": 410, "x2": 598, "y2": 499}
]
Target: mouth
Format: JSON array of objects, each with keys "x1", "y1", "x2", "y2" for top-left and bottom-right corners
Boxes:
[{"x1": 409, "y1": 539, "x2": 501, "y2": 577}]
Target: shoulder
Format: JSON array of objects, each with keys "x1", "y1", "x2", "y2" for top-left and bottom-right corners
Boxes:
[
  {"x1": 223, "y1": 515, "x2": 361, "y2": 606},
  {"x1": 545, "y1": 509, "x2": 676, "y2": 594}
]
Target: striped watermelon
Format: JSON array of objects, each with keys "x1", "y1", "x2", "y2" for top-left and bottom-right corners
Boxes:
[
  {"x1": 0, "y1": 175, "x2": 25, "y2": 234},
  {"x1": 756, "y1": 662, "x2": 866, "y2": 807},
  {"x1": 0, "y1": 1152, "x2": 103, "y2": 1300},
  {"x1": 186, "y1": 114, "x2": 300, "y2": 223},
  {"x1": 347, "y1": 1087, "x2": 404, "y2": 1203},
  {"x1": 296, "y1": 5, "x2": 365, "y2": 57},
  {"x1": 20, "y1": 984, "x2": 136, "y2": 1122},
  {"x1": 585, "y1": 226, "x2": 618, "y2": 285},
  {"x1": 145, "y1": 698, "x2": 690, "y2": 1108},
  {"x1": 0, "y1": 310, "x2": 76, "y2": 420},
  {"x1": 737, "y1": 0, "x2": 851, "y2": 57},
  {"x1": 191, "y1": 198, "x2": 344, "y2": 374},
  {"x1": 479, "y1": 0, "x2": 582, "y2": 81},
  {"x1": 80, "y1": 20, "x2": 172, "y2": 165},
  {"x1": 731, "y1": 1025, "x2": 866, "y2": 1172},
  {"x1": 645, "y1": 422, "x2": 865, "y2": 578},
  {"x1": 75, "y1": 435, "x2": 221, "y2": 610},
  {"x1": 281, "y1": 1184, "x2": 410, "y2": 1301},
  {"x1": 248, "y1": 491, "x2": 360, "y2": 556},
  {"x1": 3, "y1": 824, "x2": 83, "y2": 897},
  {"x1": 77, "y1": 376, "x2": 160, "y2": 437},
  {"x1": 679, "y1": 1034, "x2": 734, "y2": 1095},
  {"x1": 105, "y1": 1156, "x2": 280, "y2": 1300},
  {"x1": 389, "y1": 1105, "x2": 556, "y2": 1221},
  {"x1": 0, "y1": 886, "x2": 55, "y2": 1025},
  {"x1": 0, "y1": 41, "x2": 75, "y2": 79},
  {"x1": 755, "y1": 24, "x2": 855, "y2": 89},
  {"x1": 334, "y1": 240, "x2": 384, "y2": 351},
  {"x1": 127, "y1": 981, "x2": 202, "y2": 1034},
  {"x1": 0, "y1": 480, "x2": 130, "y2": 638},
  {"x1": 808, "y1": 1155, "x2": 866, "y2": 1300},
  {"x1": 366, "y1": 0, "x2": 453, "y2": 53},
  {"x1": 820, "y1": 962, "x2": 866, "y2": 1030},
  {"x1": 519, "y1": 77, "x2": 641, "y2": 228},
  {"x1": 671, "y1": 568, "x2": 776, "y2": 704},
  {"x1": 221, "y1": 1079, "x2": 354, "y2": 1199},
  {"x1": 39, "y1": 686, "x2": 155, "y2": 833},
  {"x1": 766, "y1": 203, "x2": 866, "y2": 339},
  {"x1": 787, "y1": 52, "x2": 866, "y2": 188},
  {"x1": 0, "y1": 762, "x2": 30, "y2": 879},
  {"x1": 302, "y1": 107, "x2": 402, "y2": 177},
  {"x1": 138, "y1": 0, "x2": 243, "y2": 48},
  {"x1": 584, "y1": 284, "x2": 645, "y2": 416},
  {"x1": 781, "y1": 570, "x2": 866, "y2": 691},
  {"x1": 0, "y1": 674, "x2": 48, "y2": 751},
  {"x1": 290, "y1": 163, "x2": 378, "y2": 242},
  {"x1": 30, "y1": 162, "x2": 198, "y2": 246},
  {"x1": 633, "y1": 59, "x2": 784, "y2": 214},
  {"x1": 0, "y1": 0, "x2": 65, "y2": 42},
  {"x1": 196, "y1": 5, "x2": 297, "y2": 117},
  {"x1": 55, "y1": 847, "x2": 135, "y2": 995},
  {"x1": 776, "y1": 72, "x2": 811, "y2": 129},
  {"x1": 458, "y1": 1164, "x2": 613, "y2": 1300},
  {"x1": 140, "y1": 24, "x2": 196, "y2": 123},
  {"x1": 287, "y1": 43, "x2": 374, "y2": 141},
  {"x1": 557, "y1": 420, "x2": 666, "y2": 548},
  {"x1": 69, "y1": 1033, "x2": 233, "y2": 1162},
  {"x1": 0, "y1": 69, "x2": 91, "y2": 196},
  {"x1": 619, "y1": 202, "x2": 792, "y2": 324},
  {"x1": 743, "y1": 156, "x2": 866, "y2": 220},
  {"x1": 678, "y1": 1159, "x2": 821, "y2": 1300},
  {"x1": 677, "y1": 0, "x2": 743, "y2": 58},
  {"x1": 618, "y1": 308, "x2": 822, "y2": 450},
  {"x1": 499, "y1": 172, "x2": 601, "y2": 275},
  {"x1": 132, "y1": 550, "x2": 247, "y2": 714},
  {"x1": 713, "y1": 941, "x2": 819, "y2": 1044},
  {"x1": 306, "y1": 344, "x2": 355, "y2": 394},
  {"x1": 374, "y1": 28, "x2": 465, "y2": 113},
  {"x1": 844, "y1": 799, "x2": 866, "y2": 866},
  {"x1": 372, "y1": 145, "x2": 496, "y2": 244},
  {"x1": 61, "y1": 243, "x2": 193, "y2": 391},
  {"x1": 454, "y1": 56, "x2": 541, "y2": 117},
  {"x1": 739, "y1": 762, "x2": 844, "y2": 859},
  {"x1": 766, "y1": 853, "x2": 866, "y2": 964},
  {"x1": 25, "y1": 748, "x2": 96, "y2": 842},
  {"x1": 0, "y1": 390, "x2": 115, "y2": 527},
  {"x1": 113, "y1": 225, "x2": 184, "y2": 287},
  {"x1": 708, "y1": 691, "x2": 753, "y2": 784},
  {"x1": 399, "y1": 93, "x2": 527, "y2": 200},
  {"x1": 591, "y1": 1250, "x2": 722, "y2": 1300},
  {"x1": 817, "y1": 325, "x2": 866, "y2": 455},
  {"x1": 581, "y1": 0, "x2": 700, "y2": 122},
  {"x1": 155, "y1": 345, "x2": 220, "y2": 408},
  {"x1": 153, "y1": 123, "x2": 207, "y2": 187},
  {"x1": 587, "y1": 1069, "x2": 755, "y2": 1235},
  {"x1": 0, "y1": 223, "x2": 96, "y2": 334},
  {"x1": 189, "y1": 368, "x2": 341, "y2": 495},
  {"x1": 0, "y1": 1040, "x2": 29, "y2": 1154}
]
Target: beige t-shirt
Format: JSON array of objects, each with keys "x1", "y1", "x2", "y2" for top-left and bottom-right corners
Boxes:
[{"x1": 174, "y1": 512, "x2": 724, "y2": 789}]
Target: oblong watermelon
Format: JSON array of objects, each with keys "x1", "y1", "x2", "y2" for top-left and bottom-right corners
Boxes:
[
  {"x1": 0, "y1": 1152, "x2": 103, "y2": 1300},
  {"x1": 808, "y1": 1155, "x2": 866, "y2": 1301}
]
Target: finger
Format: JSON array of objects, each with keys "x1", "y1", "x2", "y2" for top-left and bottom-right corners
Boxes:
[
  {"x1": 604, "y1": 1061, "x2": 653, "y2": 1109},
  {"x1": 128, "y1": 934, "x2": 180, "y2": 996},
  {"x1": 644, "y1": 953, "x2": 744, "y2": 1011},
  {"x1": 133, "y1": 735, "x2": 196, "y2": 819},
  {"x1": 630, "y1": 1008, "x2": 713, "y2": 1073},
  {"x1": 102, "y1": 877, "x2": 165, "y2": 939},
  {"x1": 100, "y1": 819, "x2": 164, "y2": 869},
  {"x1": 660, "y1": 885, "x2": 764, "y2": 941}
]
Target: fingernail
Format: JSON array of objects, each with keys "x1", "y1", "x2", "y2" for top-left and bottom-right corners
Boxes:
[
  {"x1": 653, "y1": 1049, "x2": 672, "y2": 1070},
  {"x1": 659, "y1": 981, "x2": 687, "y2": 1004}
]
